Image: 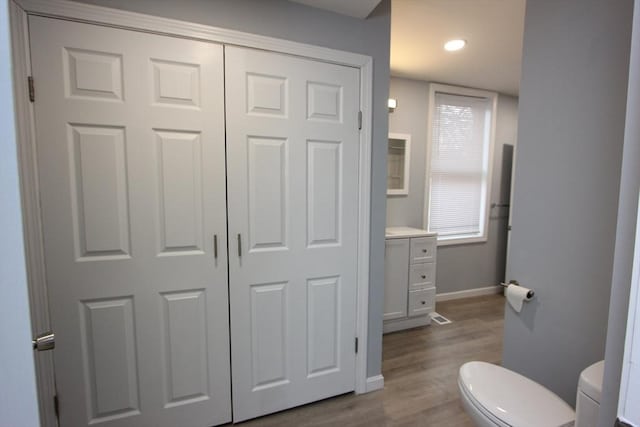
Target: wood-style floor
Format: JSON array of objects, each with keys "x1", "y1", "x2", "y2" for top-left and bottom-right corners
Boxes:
[{"x1": 235, "y1": 294, "x2": 505, "y2": 426}]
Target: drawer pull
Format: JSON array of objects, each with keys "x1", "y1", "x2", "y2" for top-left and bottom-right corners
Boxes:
[
  {"x1": 421, "y1": 301, "x2": 426, "y2": 305},
  {"x1": 422, "y1": 249, "x2": 427, "y2": 253},
  {"x1": 421, "y1": 275, "x2": 426, "y2": 279}
]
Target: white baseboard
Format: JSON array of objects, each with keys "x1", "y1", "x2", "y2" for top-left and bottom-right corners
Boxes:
[
  {"x1": 383, "y1": 315, "x2": 431, "y2": 334},
  {"x1": 436, "y1": 285, "x2": 502, "y2": 302},
  {"x1": 365, "y1": 374, "x2": 384, "y2": 392}
]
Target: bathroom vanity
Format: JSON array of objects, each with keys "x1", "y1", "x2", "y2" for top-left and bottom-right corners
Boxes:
[{"x1": 383, "y1": 227, "x2": 437, "y2": 333}]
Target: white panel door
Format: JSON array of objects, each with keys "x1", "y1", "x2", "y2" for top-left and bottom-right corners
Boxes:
[
  {"x1": 30, "y1": 16, "x2": 230, "y2": 427},
  {"x1": 225, "y1": 46, "x2": 360, "y2": 421}
]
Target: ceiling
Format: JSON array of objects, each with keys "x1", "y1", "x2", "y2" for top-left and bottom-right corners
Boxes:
[
  {"x1": 391, "y1": 0, "x2": 526, "y2": 96},
  {"x1": 288, "y1": 0, "x2": 383, "y2": 19},
  {"x1": 287, "y1": 0, "x2": 525, "y2": 96}
]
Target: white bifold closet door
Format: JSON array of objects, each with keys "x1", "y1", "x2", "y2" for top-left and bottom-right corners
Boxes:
[
  {"x1": 29, "y1": 16, "x2": 230, "y2": 427},
  {"x1": 225, "y1": 46, "x2": 361, "y2": 422}
]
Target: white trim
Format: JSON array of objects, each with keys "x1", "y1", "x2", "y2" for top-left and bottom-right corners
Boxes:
[
  {"x1": 423, "y1": 83, "x2": 498, "y2": 245},
  {"x1": 9, "y1": 3, "x2": 56, "y2": 426},
  {"x1": 11, "y1": 0, "x2": 374, "y2": 413},
  {"x1": 365, "y1": 375, "x2": 385, "y2": 392},
  {"x1": 15, "y1": 0, "x2": 371, "y2": 68},
  {"x1": 387, "y1": 132, "x2": 411, "y2": 196},
  {"x1": 437, "y1": 235, "x2": 489, "y2": 246},
  {"x1": 355, "y1": 58, "x2": 373, "y2": 394},
  {"x1": 618, "y1": 193, "x2": 640, "y2": 421},
  {"x1": 436, "y1": 285, "x2": 502, "y2": 302}
]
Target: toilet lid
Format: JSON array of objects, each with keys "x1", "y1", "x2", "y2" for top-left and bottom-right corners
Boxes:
[
  {"x1": 459, "y1": 362, "x2": 575, "y2": 427},
  {"x1": 578, "y1": 360, "x2": 604, "y2": 403}
]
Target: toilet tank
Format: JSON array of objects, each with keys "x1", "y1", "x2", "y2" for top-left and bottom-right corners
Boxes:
[{"x1": 575, "y1": 360, "x2": 605, "y2": 427}]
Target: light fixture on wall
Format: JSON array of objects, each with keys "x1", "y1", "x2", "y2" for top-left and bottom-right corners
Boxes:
[
  {"x1": 388, "y1": 98, "x2": 397, "y2": 113},
  {"x1": 444, "y1": 39, "x2": 467, "y2": 52}
]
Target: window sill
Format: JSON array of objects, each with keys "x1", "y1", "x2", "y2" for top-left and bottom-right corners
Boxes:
[{"x1": 435, "y1": 235, "x2": 488, "y2": 246}]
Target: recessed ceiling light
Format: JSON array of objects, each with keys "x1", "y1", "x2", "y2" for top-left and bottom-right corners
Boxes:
[{"x1": 444, "y1": 39, "x2": 466, "y2": 52}]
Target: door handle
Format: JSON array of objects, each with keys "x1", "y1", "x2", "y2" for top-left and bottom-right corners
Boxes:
[
  {"x1": 33, "y1": 332, "x2": 55, "y2": 351},
  {"x1": 237, "y1": 234, "x2": 242, "y2": 257},
  {"x1": 213, "y1": 234, "x2": 218, "y2": 259}
]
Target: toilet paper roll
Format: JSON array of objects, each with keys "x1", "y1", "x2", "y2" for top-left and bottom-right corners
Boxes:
[{"x1": 506, "y1": 284, "x2": 535, "y2": 313}]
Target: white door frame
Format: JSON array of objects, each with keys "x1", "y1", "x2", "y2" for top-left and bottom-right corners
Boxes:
[{"x1": 9, "y1": 1, "x2": 374, "y2": 425}]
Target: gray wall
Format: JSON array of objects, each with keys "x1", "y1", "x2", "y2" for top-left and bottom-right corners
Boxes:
[
  {"x1": 502, "y1": 0, "x2": 633, "y2": 406},
  {"x1": 0, "y1": 0, "x2": 41, "y2": 423},
  {"x1": 600, "y1": 1, "x2": 640, "y2": 425},
  {"x1": 71, "y1": 0, "x2": 391, "y2": 378},
  {"x1": 388, "y1": 77, "x2": 518, "y2": 294}
]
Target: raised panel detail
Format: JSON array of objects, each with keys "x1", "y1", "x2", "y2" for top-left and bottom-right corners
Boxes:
[
  {"x1": 64, "y1": 48, "x2": 123, "y2": 101},
  {"x1": 155, "y1": 130, "x2": 204, "y2": 255},
  {"x1": 307, "y1": 82, "x2": 342, "y2": 122},
  {"x1": 79, "y1": 297, "x2": 140, "y2": 423},
  {"x1": 161, "y1": 290, "x2": 209, "y2": 407},
  {"x1": 247, "y1": 73, "x2": 287, "y2": 117},
  {"x1": 250, "y1": 282, "x2": 289, "y2": 390},
  {"x1": 307, "y1": 140, "x2": 341, "y2": 247},
  {"x1": 151, "y1": 59, "x2": 200, "y2": 108},
  {"x1": 307, "y1": 276, "x2": 340, "y2": 377},
  {"x1": 248, "y1": 137, "x2": 288, "y2": 251},
  {"x1": 69, "y1": 125, "x2": 131, "y2": 261}
]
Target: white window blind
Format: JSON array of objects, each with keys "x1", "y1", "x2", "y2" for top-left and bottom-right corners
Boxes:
[{"x1": 428, "y1": 92, "x2": 492, "y2": 240}]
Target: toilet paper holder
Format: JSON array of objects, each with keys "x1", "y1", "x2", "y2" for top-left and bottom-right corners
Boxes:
[
  {"x1": 500, "y1": 279, "x2": 519, "y2": 287},
  {"x1": 500, "y1": 280, "x2": 535, "y2": 299}
]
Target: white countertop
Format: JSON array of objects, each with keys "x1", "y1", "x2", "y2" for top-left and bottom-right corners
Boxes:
[{"x1": 385, "y1": 226, "x2": 437, "y2": 239}]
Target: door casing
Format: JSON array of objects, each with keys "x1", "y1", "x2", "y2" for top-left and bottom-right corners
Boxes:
[{"x1": 8, "y1": 0, "x2": 374, "y2": 425}]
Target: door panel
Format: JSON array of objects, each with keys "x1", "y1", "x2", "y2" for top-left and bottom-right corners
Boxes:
[
  {"x1": 225, "y1": 46, "x2": 360, "y2": 421},
  {"x1": 247, "y1": 136, "x2": 288, "y2": 250},
  {"x1": 155, "y1": 130, "x2": 205, "y2": 254},
  {"x1": 307, "y1": 140, "x2": 342, "y2": 246},
  {"x1": 307, "y1": 276, "x2": 341, "y2": 376},
  {"x1": 160, "y1": 290, "x2": 209, "y2": 406},
  {"x1": 70, "y1": 124, "x2": 130, "y2": 259},
  {"x1": 250, "y1": 282, "x2": 289, "y2": 389},
  {"x1": 30, "y1": 16, "x2": 230, "y2": 427},
  {"x1": 80, "y1": 297, "x2": 139, "y2": 421}
]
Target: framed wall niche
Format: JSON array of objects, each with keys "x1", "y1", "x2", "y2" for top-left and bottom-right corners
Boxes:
[{"x1": 387, "y1": 133, "x2": 411, "y2": 195}]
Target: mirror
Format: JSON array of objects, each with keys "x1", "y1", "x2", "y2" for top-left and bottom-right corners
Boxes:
[{"x1": 387, "y1": 133, "x2": 411, "y2": 195}]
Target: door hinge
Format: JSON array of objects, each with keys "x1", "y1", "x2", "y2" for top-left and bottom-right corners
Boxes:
[
  {"x1": 355, "y1": 337, "x2": 359, "y2": 354},
  {"x1": 53, "y1": 394, "x2": 59, "y2": 421},
  {"x1": 28, "y1": 76, "x2": 35, "y2": 102},
  {"x1": 357, "y1": 111, "x2": 362, "y2": 130}
]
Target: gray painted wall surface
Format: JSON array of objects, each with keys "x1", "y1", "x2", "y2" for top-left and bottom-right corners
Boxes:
[
  {"x1": 600, "y1": 2, "x2": 640, "y2": 425},
  {"x1": 71, "y1": 0, "x2": 391, "y2": 378},
  {"x1": 0, "y1": 0, "x2": 40, "y2": 423},
  {"x1": 502, "y1": 0, "x2": 633, "y2": 406},
  {"x1": 388, "y1": 77, "x2": 518, "y2": 294}
]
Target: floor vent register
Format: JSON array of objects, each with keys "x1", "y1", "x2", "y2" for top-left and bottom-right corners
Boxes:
[{"x1": 430, "y1": 312, "x2": 452, "y2": 325}]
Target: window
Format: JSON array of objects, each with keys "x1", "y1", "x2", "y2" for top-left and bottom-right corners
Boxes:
[{"x1": 425, "y1": 84, "x2": 497, "y2": 245}]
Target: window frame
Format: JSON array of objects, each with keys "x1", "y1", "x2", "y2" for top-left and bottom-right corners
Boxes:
[{"x1": 423, "y1": 83, "x2": 498, "y2": 246}]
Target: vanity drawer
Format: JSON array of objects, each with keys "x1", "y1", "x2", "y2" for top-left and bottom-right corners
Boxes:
[
  {"x1": 410, "y1": 237, "x2": 437, "y2": 264},
  {"x1": 409, "y1": 262, "x2": 435, "y2": 290},
  {"x1": 408, "y1": 287, "x2": 435, "y2": 317}
]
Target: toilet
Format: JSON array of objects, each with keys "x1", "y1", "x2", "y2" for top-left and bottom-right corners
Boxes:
[
  {"x1": 458, "y1": 361, "x2": 604, "y2": 427},
  {"x1": 575, "y1": 360, "x2": 605, "y2": 427}
]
